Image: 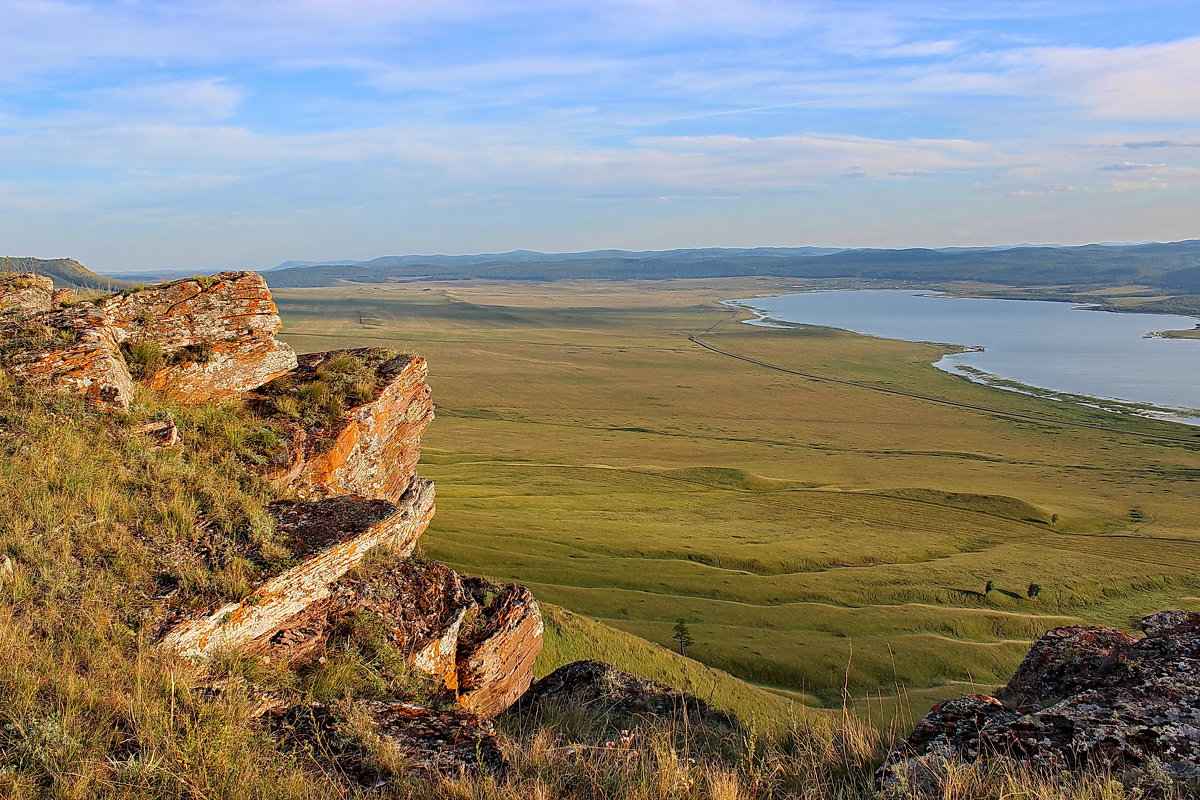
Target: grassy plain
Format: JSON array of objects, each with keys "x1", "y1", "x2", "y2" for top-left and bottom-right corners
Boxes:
[{"x1": 274, "y1": 279, "x2": 1200, "y2": 716}]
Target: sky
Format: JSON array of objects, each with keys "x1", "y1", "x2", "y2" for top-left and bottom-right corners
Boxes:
[{"x1": 1, "y1": 1, "x2": 1199, "y2": 272}]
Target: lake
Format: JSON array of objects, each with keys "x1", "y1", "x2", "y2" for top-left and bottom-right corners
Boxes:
[{"x1": 732, "y1": 290, "x2": 1200, "y2": 423}]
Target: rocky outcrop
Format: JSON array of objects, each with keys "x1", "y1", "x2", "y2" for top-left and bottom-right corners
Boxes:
[
  {"x1": 4, "y1": 305, "x2": 134, "y2": 408},
  {"x1": 158, "y1": 481, "x2": 436, "y2": 661},
  {"x1": 0, "y1": 271, "x2": 295, "y2": 407},
  {"x1": 0, "y1": 273, "x2": 54, "y2": 314},
  {"x1": 248, "y1": 559, "x2": 473, "y2": 695},
  {"x1": 100, "y1": 272, "x2": 296, "y2": 401},
  {"x1": 509, "y1": 660, "x2": 740, "y2": 731},
  {"x1": 457, "y1": 579, "x2": 544, "y2": 717},
  {"x1": 257, "y1": 349, "x2": 433, "y2": 502},
  {"x1": 881, "y1": 610, "x2": 1200, "y2": 788},
  {"x1": 269, "y1": 699, "x2": 508, "y2": 783},
  {"x1": 244, "y1": 562, "x2": 543, "y2": 713}
]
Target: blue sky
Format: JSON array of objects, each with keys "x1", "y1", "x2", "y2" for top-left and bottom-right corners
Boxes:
[{"x1": 1, "y1": 1, "x2": 1198, "y2": 271}]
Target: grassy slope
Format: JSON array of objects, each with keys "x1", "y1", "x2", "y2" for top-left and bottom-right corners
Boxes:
[
  {"x1": 536, "y1": 603, "x2": 808, "y2": 729},
  {"x1": 0, "y1": 379, "x2": 346, "y2": 799},
  {"x1": 276, "y1": 278, "x2": 1200, "y2": 713},
  {"x1": 4, "y1": 256, "x2": 132, "y2": 290}
]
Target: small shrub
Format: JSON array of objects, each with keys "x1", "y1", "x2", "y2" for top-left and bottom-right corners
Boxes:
[
  {"x1": 122, "y1": 340, "x2": 164, "y2": 378},
  {"x1": 170, "y1": 342, "x2": 215, "y2": 365}
]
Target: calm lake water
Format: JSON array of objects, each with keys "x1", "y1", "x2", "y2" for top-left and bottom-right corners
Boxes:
[{"x1": 733, "y1": 290, "x2": 1200, "y2": 423}]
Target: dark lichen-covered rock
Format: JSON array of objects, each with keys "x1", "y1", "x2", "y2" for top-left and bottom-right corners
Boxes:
[
  {"x1": 269, "y1": 699, "x2": 508, "y2": 785},
  {"x1": 509, "y1": 660, "x2": 740, "y2": 731},
  {"x1": 999, "y1": 624, "x2": 1139, "y2": 706},
  {"x1": 881, "y1": 610, "x2": 1200, "y2": 789}
]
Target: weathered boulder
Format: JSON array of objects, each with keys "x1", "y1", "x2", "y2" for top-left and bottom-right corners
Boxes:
[
  {"x1": 248, "y1": 559, "x2": 472, "y2": 696},
  {"x1": 140, "y1": 337, "x2": 297, "y2": 402},
  {"x1": 258, "y1": 349, "x2": 433, "y2": 503},
  {"x1": 100, "y1": 271, "x2": 285, "y2": 347},
  {"x1": 999, "y1": 624, "x2": 1139, "y2": 706},
  {"x1": 100, "y1": 272, "x2": 296, "y2": 400},
  {"x1": 158, "y1": 480, "x2": 435, "y2": 662},
  {"x1": 0, "y1": 273, "x2": 54, "y2": 315},
  {"x1": 4, "y1": 305, "x2": 134, "y2": 408},
  {"x1": 509, "y1": 660, "x2": 740, "y2": 731},
  {"x1": 881, "y1": 610, "x2": 1200, "y2": 788},
  {"x1": 269, "y1": 699, "x2": 508, "y2": 784},
  {"x1": 456, "y1": 579, "x2": 544, "y2": 717}
]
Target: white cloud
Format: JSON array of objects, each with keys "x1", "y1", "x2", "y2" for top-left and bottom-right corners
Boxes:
[{"x1": 68, "y1": 79, "x2": 245, "y2": 120}]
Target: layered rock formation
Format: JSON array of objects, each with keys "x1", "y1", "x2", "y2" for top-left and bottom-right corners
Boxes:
[
  {"x1": 2, "y1": 269, "x2": 543, "y2": 738},
  {"x1": 4, "y1": 303, "x2": 134, "y2": 408},
  {"x1": 457, "y1": 579, "x2": 545, "y2": 717},
  {"x1": 241, "y1": 562, "x2": 543, "y2": 711},
  {"x1": 100, "y1": 272, "x2": 297, "y2": 401},
  {"x1": 158, "y1": 481, "x2": 437, "y2": 661},
  {"x1": 881, "y1": 610, "x2": 1200, "y2": 789},
  {"x1": 0, "y1": 271, "x2": 296, "y2": 408},
  {"x1": 256, "y1": 348, "x2": 433, "y2": 501}
]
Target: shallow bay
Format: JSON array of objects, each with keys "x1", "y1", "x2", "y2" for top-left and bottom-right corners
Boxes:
[{"x1": 735, "y1": 290, "x2": 1200, "y2": 422}]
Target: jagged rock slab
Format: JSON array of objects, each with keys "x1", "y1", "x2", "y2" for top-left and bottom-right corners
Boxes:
[
  {"x1": 269, "y1": 699, "x2": 508, "y2": 783},
  {"x1": 456, "y1": 579, "x2": 543, "y2": 717},
  {"x1": 509, "y1": 659, "x2": 741, "y2": 731},
  {"x1": 881, "y1": 610, "x2": 1200, "y2": 787},
  {"x1": 158, "y1": 479, "x2": 435, "y2": 662},
  {"x1": 101, "y1": 271, "x2": 296, "y2": 399},
  {"x1": 141, "y1": 337, "x2": 298, "y2": 402},
  {"x1": 100, "y1": 271, "x2": 286, "y2": 346},
  {"x1": 247, "y1": 559, "x2": 472, "y2": 696},
  {"x1": 261, "y1": 349, "x2": 433, "y2": 502},
  {"x1": 4, "y1": 305, "x2": 134, "y2": 408},
  {"x1": 0, "y1": 273, "x2": 54, "y2": 315}
]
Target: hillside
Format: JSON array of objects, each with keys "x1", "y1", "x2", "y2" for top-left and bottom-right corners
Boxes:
[
  {"x1": 1, "y1": 270, "x2": 886, "y2": 799},
  {"x1": 274, "y1": 278, "x2": 1200, "y2": 720},
  {"x1": 3, "y1": 256, "x2": 131, "y2": 290}
]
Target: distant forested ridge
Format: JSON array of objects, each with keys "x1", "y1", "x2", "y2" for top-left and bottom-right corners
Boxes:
[{"x1": 258, "y1": 240, "x2": 1200, "y2": 289}]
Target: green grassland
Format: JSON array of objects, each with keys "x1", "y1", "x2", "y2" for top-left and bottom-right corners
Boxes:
[{"x1": 274, "y1": 279, "x2": 1200, "y2": 716}]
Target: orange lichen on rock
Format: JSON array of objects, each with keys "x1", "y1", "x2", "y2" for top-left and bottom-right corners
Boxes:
[
  {"x1": 261, "y1": 349, "x2": 434, "y2": 502},
  {"x1": 142, "y1": 337, "x2": 298, "y2": 402},
  {"x1": 4, "y1": 305, "x2": 134, "y2": 408},
  {"x1": 101, "y1": 271, "x2": 297, "y2": 400},
  {"x1": 456, "y1": 580, "x2": 544, "y2": 717}
]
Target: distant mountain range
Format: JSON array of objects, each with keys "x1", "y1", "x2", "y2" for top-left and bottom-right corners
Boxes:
[
  {"x1": 241, "y1": 240, "x2": 1200, "y2": 290},
  {"x1": 40, "y1": 239, "x2": 1200, "y2": 293}
]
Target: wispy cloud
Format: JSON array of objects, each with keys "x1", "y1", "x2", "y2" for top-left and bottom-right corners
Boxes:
[{"x1": 0, "y1": 0, "x2": 1198, "y2": 267}]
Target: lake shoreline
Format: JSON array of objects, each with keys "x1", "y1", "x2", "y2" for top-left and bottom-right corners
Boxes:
[{"x1": 728, "y1": 290, "x2": 1200, "y2": 427}]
